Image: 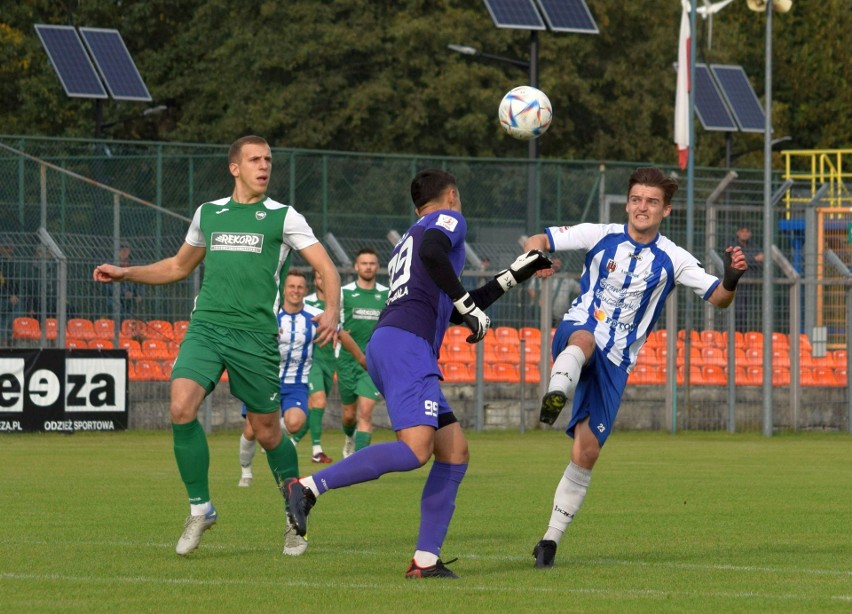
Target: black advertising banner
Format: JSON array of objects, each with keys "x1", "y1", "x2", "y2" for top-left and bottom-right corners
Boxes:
[{"x1": 0, "y1": 349, "x2": 128, "y2": 432}]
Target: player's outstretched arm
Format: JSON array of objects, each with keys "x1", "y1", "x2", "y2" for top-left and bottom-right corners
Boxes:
[
  {"x1": 92, "y1": 243, "x2": 205, "y2": 286},
  {"x1": 708, "y1": 246, "x2": 748, "y2": 308},
  {"x1": 462, "y1": 250, "x2": 552, "y2": 312}
]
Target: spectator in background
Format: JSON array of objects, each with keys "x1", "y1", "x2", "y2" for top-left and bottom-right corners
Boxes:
[
  {"x1": 732, "y1": 226, "x2": 764, "y2": 332},
  {"x1": 118, "y1": 244, "x2": 145, "y2": 318},
  {"x1": 0, "y1": 243, "x2": 23, "y2": 344}
]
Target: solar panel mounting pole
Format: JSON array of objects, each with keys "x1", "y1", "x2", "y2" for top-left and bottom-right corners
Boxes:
[{"x1": 526, "y1": 30, "x2": 539, "y2": 235}]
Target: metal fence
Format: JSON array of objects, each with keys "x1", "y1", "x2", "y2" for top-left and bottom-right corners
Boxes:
[{"x1": 1, "y1": 136, "x2": 849, "y2": 433}]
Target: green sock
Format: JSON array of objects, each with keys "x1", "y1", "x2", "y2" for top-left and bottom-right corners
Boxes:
[
  {"x1": 292, "y1": 421, "x2": 309, "y2": 443},
  {"x1": 354, "y1": 430, "x2": 372, "y2": 451},
  {"x1": 309, "y1": 408, "x2": 325, "y2": 446},
  {"x1": 265, "y1": 437, "x2": 299, "y2": 483},
  {"x1": 172, "y1": 419, "x2": 209, "y2": 505},
  {"x1": 342, "y1": 422, "x2": 356, "y2": 438}
]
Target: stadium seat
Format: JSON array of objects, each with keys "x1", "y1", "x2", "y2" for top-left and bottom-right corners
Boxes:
[
  {"x1": 520, "y1": 342, "x2": 541, "y2": 364},
  {"x1": 494, "y1": 342, "x2": 521, "y2": 364},
  {"x1": 772, "y1": 367, "x2": 790, "y2": 386},
  {"x1": 733, "y1": 348, "x2": 748, "y2": 367},
  {"x1": 771, "y1": 349, "x2": 791, "y2": 368},
  {"x1": 127, "y1": 360, "x2": 137, "y2": 381},
  {"x1": 677, "y1": 329, "x2": 701, "y2": 347},
  {"x1": 65, "y1": 337, "x2": 87, "y2": 350},
  {"x1": 88, "y1": 339, "x2": 114, "y2": 350},
  {"x1": 93, "y1": 318, "x2": 115, "y2": 339},
  {"x1": 743, "y1": 331, "x2": 763, "y2": 350},
  {"x1": 635, "y1": 345, "x2": 657, "y2": 366},
  {"x1": 160, "y1": 360, "x2": 174, "y2": 380},
  {"x1": 771, "y1": 332, "x2": 789, "y2": 350},
  {"x1": 518, "y1": 326, "x2": 542, "y2": 344},
  {"x1": 146, "y1": 319, "x2": 174, "y2": 341},
  {"x1": 834, "y1": 367, "x2": 847, "y2": 386},
  {"x1": 832, "y1": 350, "x2": 847, "y2": 367},
  {"x1": 142, "y1": 339, "x2": 171, "y2": 359},
  {"x1": 811, "y1": 367, "x2": 838, "y2": 387},
  {"x1": 442, "y1": 341, "x2": 474, "y2": 363},
  {"x1": 629, "y1": 364, "x2": 664, "y2": 385},
  {"x1": 12, "y1": 317, "x2": 41, "y2": 340},
  {"x1": 493, "y1": 326, "x2": 520, "y2": 345},
  {"x1": 487, "y1": 362, "x2": 519, "y2": 383},
  {"x1": 699, "y1": 330, "x2": 724, "y2": 349},
  {"x1": 700, "y1": 347, "x2": 727, "y2": 367},
  {"x1": 120, "y1": 319, "x2": 148, "y2": 340},
  {"x1": 744, "y1": 348, "x2": 762, "y2": 366},
  {"x1": 118, "y1": 337, "x2": 143, "y2": 360},
  {"x1": 645, "y1": 330, "x2": 665, "y2": 348},
  {"x1": 442, "y1": 361, "x2": 474, "y2": 383},
  {"x1": 172, "y1": 320, "x2": 190, "y2": 343},
  {"x1": 134, "y1": 359, "x2": 166, "y2": 381},
  {"x1": 676, "y1": 365, "x2": 702, "y2": 386},
  {"x1": 521, "y1": 363, "x2": 541, "y2": 384},
  {"x1": 676, "y1": 346, "x2": 703, "y2": 367},
  {"x1": 800, "y1": 367, "x2": 818, "y2": 387},
  {"x1": 45, "y1": 318, "x2": 57, "y2": 340},
  {"x1": 67, "y1": 318, "x2": 96, "y2": 340},
  {"x1": 444, "y1": 326, "x2": 468, "y2": 342},
  {"x1": 220, "y1": 369, "x2": 229, "y2": 383},
  {"x1": 698, "y1": 365, "x2": 727, "y2": 386},
  {"x1": 741, "y1": 366, "x2": 763, "y2": 386},
  {"x1": 722, "y1": 330, "x2": 744, "y2": 349},
  {"x1": 167, "y1": 341, "x2": 181, "y2": 359},
  {"x1": 798, "y1": 333, "x2": 812, "y2": 353}
]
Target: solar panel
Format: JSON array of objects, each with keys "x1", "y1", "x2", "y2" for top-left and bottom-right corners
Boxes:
[
  {"x1": 79, "y1": 28, "x2": 152, "y2": 102},
  {"x1": 34, "y1": 25, "x2": 107, "y2": 99},
  {"x1": 535, "y1": 0, "x2": 599, "y2": 34},
  {"x1": 694, "y1": 64, "x2": 737, "y2": 132},
  {"x1": 710, "y1": 64, "x2": 765, "y2": 133},
  {"x1": 482, "y1": 0, "x2": 546, "y2": 30}
]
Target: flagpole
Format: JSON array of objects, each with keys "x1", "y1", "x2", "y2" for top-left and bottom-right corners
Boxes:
[{"x1": 686, "y1": 0, "x2": 696, "y2": 258}]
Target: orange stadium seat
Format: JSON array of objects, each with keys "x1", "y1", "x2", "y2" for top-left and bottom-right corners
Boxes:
[
  {"x1": 172, "y1": 320, "x2": 190, "y2": 343},
  {"x1": 700, "y1": 347, "x2": 727, "y2": 368},
  {"x1": 12, "y1": 317, "x2": 41, "y2": 340},
  {"x1": 520, "y1": 342, "x2": 541, "y2": 364},
  {"x1": 771, "y1": 349, "x2": 791, "y2": 369},
  {"x1": 141, "y1": 339, "x2": 171, "y2": 360},
  {"x1": 518, "y1": 327, "x2": 542, "y2": 345},
  {"x1": 442, "y1": 341, "x2": 474, "y2": 364},
  {"x1": 699, "y1": 330, "x2": 724, "y2": 349},
  {"x1": 118, "y1": 338, "x2": 143, "y2": 360},
  {"x1": 133, "y1": 359, "x2": 166, "y2": 381},
  {"x1": 698, "y1": 365, "x2": 727, "y2": 386},
  {"x1": 771, "y1": 332, "x2": 789, "y2": 350},
  {"x1": 743, "y1": 331, "x2": 763, "y2": 350},
  {"x1": 521, "y1": 363, "x2": 541, "y2": 384},
  {"x1": 65, "y1": 337, "x2": 87, "y2": 350},
  {"x1": 93, "y1": 318, "x2": 115, "y2": 339},
  {"x1": 146, "y1": 319, "x2": 174, "y2": 341},
  {"x1": 441, "y1": 361, "x2": 474, "y2": 383},
  {"x1": 67, "y1": 318, "x2": 96, "y2": 340},
  {"x1": 89, "y1": 339, "x2": 114, "y2": 350},
  {"x1": 45, "y1": 318, "x2": 57, "y2": 340},
  {"x1": 494, "y1": 342, "x2": 521, "y2": 364},
  {"x1": 487, "y1": 362, "x2": 519, "y2": 383},
  {"x1": 160, "y1": 360, "x2": 174, "y2": 380},
  {"x1": 834, "y1": 367, "x2": 847, "y2": 386},
  {"x1": 220, "y1": 369, "x2": 229, "y2": 383},
  {"x1": 493, "y1": 326, "x2": 520, "y2": 345},
  {"x1": 635, "y1": 345, "x2": 656, "y2": 365},
  {"x1": 167, "y1": 341, "x2": 181, "y2": 359},
  {"x1": 120, "y1": 319, "x2": 148, "y2": 340},
  {"x1": 772, "y1": 367, "x2": 790, "y2": 386},
  {"x1": 444, "y1": 326, "x2": 468, "y2": 342}
]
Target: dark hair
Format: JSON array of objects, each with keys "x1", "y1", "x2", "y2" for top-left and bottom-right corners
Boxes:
[
  {"x1": 355, "y1": 247, "x2": 378, "y2": 259},
  {"x1": 627, "y1": 167, "x2": 679, "y2": 205},
  {"x1": 410, "y1": 169, "x2": 457, "y2": 210},
  {"x1": 286, "y1": 269, "x2": 307, "y2": 281},
  {"x1": 228, "y1": 135, "x2": 268, "y2": 165}
]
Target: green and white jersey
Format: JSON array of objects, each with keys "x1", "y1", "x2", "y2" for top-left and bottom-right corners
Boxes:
[
  {"x1": 185, "y1": 196, "x2": 318, "y2": 333},
  {"x1": 304, "y1": 292, "x2": 335, "y2": 364},
  {"x1": 339, "y1": 281, "x2": 389, "y2": 358}
]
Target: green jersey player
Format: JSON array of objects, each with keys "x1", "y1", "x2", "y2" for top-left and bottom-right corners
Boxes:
[
  {"x1": 93, "y1": 135, "x2": 340, "y2": 557},
  {"x1": 337, "y1": 248, "x2": 389, "y2": 454}
]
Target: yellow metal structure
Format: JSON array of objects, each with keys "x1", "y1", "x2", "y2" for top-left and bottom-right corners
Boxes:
[{"x1": 783, "y1": 149, "x2": 852, "y2": 210}]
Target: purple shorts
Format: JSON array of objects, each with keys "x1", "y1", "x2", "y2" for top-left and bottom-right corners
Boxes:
[{"x1": 366, "y1": 327, "x2": 451, "y2": 431}]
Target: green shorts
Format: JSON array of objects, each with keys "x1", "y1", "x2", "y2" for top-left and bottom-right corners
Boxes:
[
  {"x1": 172, "y1": 319, "x2": 280, "y2": 414},
  {"x1": 308, "y1": 351, "x2": 336, "y2": 396},
  {"x1": 337, "y1": 355, "x2": 381, "y2": 405}
]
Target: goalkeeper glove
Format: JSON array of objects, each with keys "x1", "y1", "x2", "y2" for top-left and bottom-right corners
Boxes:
[
  {"x1": 723, "y1": 249, "x2": 746, "y2": 291},
  {"x1": 494, "y1": 249, "x2": 553, "y2": 292},
  {"x1": 453, "y1": 292, "x2": 490, "y2": 343}
]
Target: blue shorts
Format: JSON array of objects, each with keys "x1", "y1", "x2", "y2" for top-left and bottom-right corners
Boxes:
[
  {"x1": 366, "y1": 327, "x2": 451, "y2": 431},
  {"x1": 552, "y1": 320, "x2": 628, "y2": 447},
  {"x1": 242, "y1": 382, "x2": 309, "y2": 418}
]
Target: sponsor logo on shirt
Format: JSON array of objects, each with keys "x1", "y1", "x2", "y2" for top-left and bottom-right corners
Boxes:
[
  {"x1": 594, "y1": 308, "x2": 636, "y2": 332},
  {"x1": 436, "y1": 214, "x2": 458, "y2": 232},
  {"x1": 210, "y1": 232, "x2": 264, "y2": 253},
  {"x1": 216, "y1": 208, "x2": 229, "y2": 215},
  {"x1": 256, "y1": 211, "x2": 267, "y2": 220},
  {"x1": 352, "y1": 307, "x2": 382, "y2": 320}
]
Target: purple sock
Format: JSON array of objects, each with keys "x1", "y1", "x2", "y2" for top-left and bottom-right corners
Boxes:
[
  {"x1": 416, "y1": 461, "x2": 468, "y2": 555},
  {"x1": 311, "y1": 440, "x2": 420, "y2": 494}
]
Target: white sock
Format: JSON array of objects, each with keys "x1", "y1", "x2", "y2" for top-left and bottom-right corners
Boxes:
[
  {"x1": 190, "y1": 501, "x2": 212, "y2": 516},
  {"x1": 548, "y1": 345, "x2": 586, "y2": 395},
  {"x1": 239, "y1": 434, "x2": 256, "y2": 472},
  {"x1": 301, "y1": 476, "x2": 320, "y2": 498},
  {"x1": 413, "y1": 550, "x2": 439, "y2": 567},
  {"x1": 312, "y1": 445, "x2": 323, "y2": 455},
  {"x1": 543, "y1": 462, "x2": 592, "y2": 543}
]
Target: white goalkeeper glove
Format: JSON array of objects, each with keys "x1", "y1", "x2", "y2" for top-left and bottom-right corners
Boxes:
[
  {"x1": 453, "y1": 292, "x2": 490, "y2": 343},
  {"x1": 494, "y1": 249, "x2": 553, "y2": 292}
]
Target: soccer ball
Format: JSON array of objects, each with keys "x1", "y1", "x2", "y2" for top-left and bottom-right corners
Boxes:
[{"x1": 498, "y1": 86, "x2": 553, "y2": 140}]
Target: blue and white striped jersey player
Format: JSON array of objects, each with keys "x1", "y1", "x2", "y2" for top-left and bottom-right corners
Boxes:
[
  {"x1": 524, "y1": 167, "x2": 748, "y2": 569},
  {"x1": 282, "y1": 169, "x2": 551, "y2": 579}
]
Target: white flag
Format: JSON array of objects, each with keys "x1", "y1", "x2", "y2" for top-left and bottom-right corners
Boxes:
[{"x1": 674, "y1": 2, "x2": 691, "y2": 170}]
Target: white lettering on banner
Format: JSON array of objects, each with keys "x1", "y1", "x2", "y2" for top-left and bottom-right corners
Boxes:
[
  {"x1": 28, "y1": 368, "x2": 61, "y2": 407},
  {"x1": 43, "y1": 420, "x2": 116, "y2": 432},
  {"x1": 0, "y1": 420, "x2": 22, "y2": 431},
  {"x1": 0, "y1": 358, "x2": 25, "y2": 412},
  {"x1": 210, "y1": 232, "x2": 264, "y2": 253}
]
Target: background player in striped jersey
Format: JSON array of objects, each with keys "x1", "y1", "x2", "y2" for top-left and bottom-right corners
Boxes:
[
  {"x1": 93, "y1": 135, "x2": 340, "y2": 556},
  {"x1": 282, "y1": 169, "x2": 551, "y2": 578},
  {"x1": 523, "y1": 167, "x2": 747, "y2": 569},
  {"x1": 337, "y1": 248, "x2": 389, "y2": 454},
  {"x1": 292, "y1": 269, "x2": 336, "y2": 464}
]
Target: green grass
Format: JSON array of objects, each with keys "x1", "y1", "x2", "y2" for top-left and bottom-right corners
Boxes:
[{"x1": 1, "y1": 429, "x2": 850, "y2": 612}]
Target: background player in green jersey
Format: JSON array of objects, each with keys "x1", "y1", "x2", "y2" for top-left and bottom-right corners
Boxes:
[
  {"x1": 93, "y1": 135, "x2": 340, "y2": 556},
  {"x1": 337, "y1": 248, "x2": 388, "y2": 454}
]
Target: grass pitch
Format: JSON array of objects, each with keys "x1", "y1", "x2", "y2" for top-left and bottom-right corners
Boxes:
[{"x1": 0, "y1": 429, "x2": 850, "y2": 612}]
